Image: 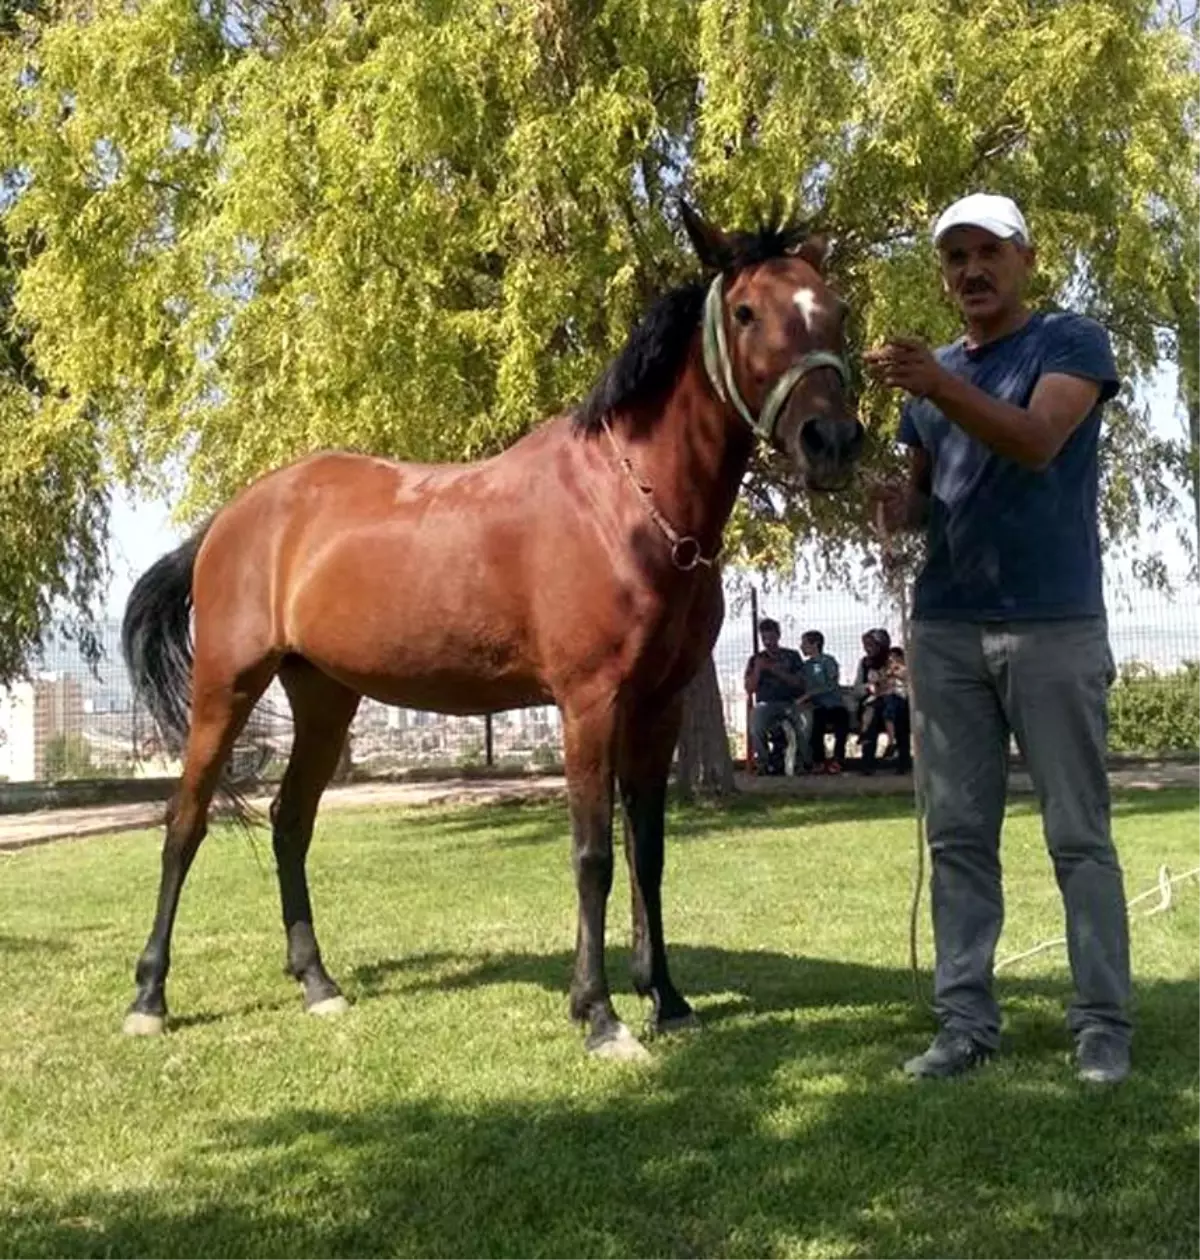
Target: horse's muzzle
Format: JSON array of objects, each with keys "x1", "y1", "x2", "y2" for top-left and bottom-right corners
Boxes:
[{"x1": 795, "y1": 414, "x2": 865, "y2": 491}]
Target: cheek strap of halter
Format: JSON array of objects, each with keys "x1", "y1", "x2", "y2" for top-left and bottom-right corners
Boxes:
[{"x1": 701, "y1": 274, "x2": 849, "y2": 444}]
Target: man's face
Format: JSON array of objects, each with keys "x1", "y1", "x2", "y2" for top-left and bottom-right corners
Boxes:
[
  {"x1": 800, "y1": 637, "x2": 817, "y2": 657},
  {"x1": 938, "y1": 226, "x2": 1034, "y2": 324},
  {"x1": 761, "y1": 628, "x2": 781, "y2": 652}
]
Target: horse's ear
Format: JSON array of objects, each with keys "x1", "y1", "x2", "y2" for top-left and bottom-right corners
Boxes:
[
  {"x1": 792, "y1": 233, "x2": 830, "y2": 273},
  {"x1": 679, "y1": 200, "x2": 733, "y2": 271}
]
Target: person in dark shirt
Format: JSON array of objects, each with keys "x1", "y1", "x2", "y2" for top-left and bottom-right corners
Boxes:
[
  {"x1": 866, "y1": 192, "x2": 1131, "y2": 1085},
  {"x1": 744, "y1": 618, "x2": 806, "y2": 773}
]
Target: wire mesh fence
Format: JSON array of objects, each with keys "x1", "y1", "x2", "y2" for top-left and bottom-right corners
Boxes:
[{"x1": 2, "y1": 574, "x2": 1197, "y2": 786}]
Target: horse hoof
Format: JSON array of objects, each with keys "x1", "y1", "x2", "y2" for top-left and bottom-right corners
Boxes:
[
  {"x1": 652, "y1": 1010, "x2": 702, "y2": 1037},
  {"x1": 586, "y1": 1022, "x2": 651, "y2": 1062},
  {"x1": 122, "y1": 1011, "x2": 165, "y2": 1037},
  {"x1": 307, "y1": 994, "x2": 351, "y2": 1018}
]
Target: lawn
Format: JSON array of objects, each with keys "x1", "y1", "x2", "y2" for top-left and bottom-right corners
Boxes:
[{"x1": 1, "y1": 788, "x2": 1196, "y2": 1259}]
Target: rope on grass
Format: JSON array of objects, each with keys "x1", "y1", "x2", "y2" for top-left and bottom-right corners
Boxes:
[{"x1": 994, "y1": 864, "x2": 1200, "y2": 973}]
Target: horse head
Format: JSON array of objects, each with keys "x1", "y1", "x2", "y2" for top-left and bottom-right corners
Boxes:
[{"x1": 681, "y1": 201, "x2": 864, "y2": 492}]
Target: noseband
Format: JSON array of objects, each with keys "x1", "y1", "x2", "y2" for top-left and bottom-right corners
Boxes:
[{"x1": 700, "y1": 274, "x2": 849, "y2": 443}]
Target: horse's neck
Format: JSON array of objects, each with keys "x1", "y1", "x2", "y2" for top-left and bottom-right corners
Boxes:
[{"x1": 618, "y1": 352, "x2": 754, "y2": 554}]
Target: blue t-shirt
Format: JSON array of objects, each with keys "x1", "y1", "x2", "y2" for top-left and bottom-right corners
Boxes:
[
  {"x1": 897, "y1": 311, "x2": 1119, "y2": 621},
  {"x1": 799, "y1": 653, "x2": 843, "y2": 708}
]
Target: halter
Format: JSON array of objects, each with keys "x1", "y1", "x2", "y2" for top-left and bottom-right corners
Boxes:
[
  {"x1": 600, "y1": 273, "x2": 852, "y2": 572},
  {"x1": 700, "y1": 273, "x2": 849, "y2": 442}
]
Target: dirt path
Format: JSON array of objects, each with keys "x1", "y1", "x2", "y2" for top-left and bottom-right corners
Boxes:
[{"x1": 1, "y1": 764, "x2": 1194, "y2": 853}]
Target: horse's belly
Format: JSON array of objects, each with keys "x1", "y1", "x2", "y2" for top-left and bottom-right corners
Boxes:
[{"x1": 320, "y1": 664, "x2": 553, "y2": 716}]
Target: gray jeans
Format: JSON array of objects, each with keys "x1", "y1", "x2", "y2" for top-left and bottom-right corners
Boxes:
[
  {"x1": 750, "y1": 701, "x2": 808, "y2": 768},
  {"x1": 910, "y1": 618, "x2": 1131, "y2": 1049}
]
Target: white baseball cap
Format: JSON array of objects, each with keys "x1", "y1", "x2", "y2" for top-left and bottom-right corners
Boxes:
[{"x1": 933, "y1": 193, "x2": 1031, "y2": 246}]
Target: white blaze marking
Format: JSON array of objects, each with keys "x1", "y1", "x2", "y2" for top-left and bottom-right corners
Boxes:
[{"x1": 793, "y1": 286, "x2": 824, "y2": 329}]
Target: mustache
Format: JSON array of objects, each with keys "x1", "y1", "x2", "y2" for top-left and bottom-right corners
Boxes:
[{"x1": 961, "y1": 278, "x2": 995, "y2": 294}]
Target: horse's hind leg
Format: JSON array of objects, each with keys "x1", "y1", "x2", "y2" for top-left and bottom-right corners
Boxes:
[
  {"x1": 617, "y1": 695, "x2": 697, "y2": 1036},
  {"x1": 272, "y1": 657, "x2": 360, "y2": 1016},
  {"x1": 124, "y1": 659, "x2": 276, "y2": 1035}
]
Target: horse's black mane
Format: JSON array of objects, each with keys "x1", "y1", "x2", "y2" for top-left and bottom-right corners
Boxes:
[{"x1": 572, "y1": 216, "x2": 810, "y2": 433}]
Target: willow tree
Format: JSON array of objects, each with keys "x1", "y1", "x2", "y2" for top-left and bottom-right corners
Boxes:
[
  {"x1": 1, "y1": 1, "x2": 1195, "y2": 747},
  {"x1": 1, "y1": 0, "x2": 107, "y2": 684}
]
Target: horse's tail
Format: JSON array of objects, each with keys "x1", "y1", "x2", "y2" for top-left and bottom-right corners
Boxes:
[
  {"x1": 122, "y1": 519, "x2": 264, "y2": 832},
  {"x1": 121, "y1": 522, "x2": 211, "y2": 760}
]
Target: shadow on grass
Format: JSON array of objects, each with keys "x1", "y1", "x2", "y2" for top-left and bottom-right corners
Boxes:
[
  {"x1": 401, "y1": 793, "x2": 925, "y2": 854},
  {"x1": 360, "y1": 785, "x2": 1198, "y2": 855},
  {"x1": 0, "y1": 933, "x2": 69, "y2": 954},
  {"x1": 350, "y1": 945, "x2": 925, "y2": 1020},
  {"x1": 5, "y1": 970, "x2": 1196, "y2": 1259}
]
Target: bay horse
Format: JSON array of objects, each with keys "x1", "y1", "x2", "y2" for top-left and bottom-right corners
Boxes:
[{"x1": 120, "y1": 203, "x2": 864, "y2": 1060}]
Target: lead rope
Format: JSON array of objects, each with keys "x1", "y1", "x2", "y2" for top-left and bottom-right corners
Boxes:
[
  {"x1": 898, "y1": 574, "x2": 932, "y2": 1011},
  {"x1": 877, "y1": 505, "x2": 932, "y2": 1011}
]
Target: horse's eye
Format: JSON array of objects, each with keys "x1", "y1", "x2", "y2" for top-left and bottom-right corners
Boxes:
[{"x1": 733, "y1": 303, "x2": 755, "y2": 326}]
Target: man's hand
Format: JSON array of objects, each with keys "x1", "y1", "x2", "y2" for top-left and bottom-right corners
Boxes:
[
  {"x1": 864, "y1": 337, "x2": 947, "y2": 399},
  {"x1": 867, "y1": 475, "x2": 927, "y2": 535}
]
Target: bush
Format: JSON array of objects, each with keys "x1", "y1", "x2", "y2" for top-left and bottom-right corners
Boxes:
[
  {"x1": 1108, "y1": 661, "x2": 1199, "y2": 756},
  {"x1": 42, "y1": 733, "x2": 97, "y2": 780},
  {"x1": 531, "y1": 743, "x2": 561, "y2": 769}
]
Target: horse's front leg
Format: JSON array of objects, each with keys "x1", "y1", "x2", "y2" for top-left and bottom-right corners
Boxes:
[
  {"x1": 562, "y1": 699, "x2": 647, "y2": 1061},
  {"x1": 617, "y1": 697, "x2": 697, "y2": 1036}
]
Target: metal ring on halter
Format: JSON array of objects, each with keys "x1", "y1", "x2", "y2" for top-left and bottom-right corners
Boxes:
[{"x1": 671, "y1": 538, "x2": 703, "y2": 570}]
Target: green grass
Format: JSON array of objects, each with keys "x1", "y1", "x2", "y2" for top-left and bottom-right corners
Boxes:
[{"x1": 1, "y1": 788, "x2": 1196, "y2": 1259}]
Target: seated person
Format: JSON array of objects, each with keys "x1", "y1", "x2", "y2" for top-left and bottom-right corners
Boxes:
[
  {"x1": 878, "y1": 646, "x2": 909, "y2": 753},
  {"x1": 854, "y1": 629, "x2": 912, "y2": 774},
  {"x1": 744, "y1": 618, "x2": 806, "y2": 773},
  {"x1": 798, "y1": 629, "x2": 849, "y2": 774}
]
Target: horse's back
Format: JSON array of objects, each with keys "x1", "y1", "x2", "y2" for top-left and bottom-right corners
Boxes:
[{"x1": 190, "y1": 421, "x2": 615, "y2": 709}]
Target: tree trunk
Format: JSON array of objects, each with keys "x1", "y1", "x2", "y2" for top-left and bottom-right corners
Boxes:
[
  {"x1": 333, "y1": 732, "x2": 354, "y2": 783},
  {"x1": 675, "y1": 653, "x2": 737, "y2": 801}
]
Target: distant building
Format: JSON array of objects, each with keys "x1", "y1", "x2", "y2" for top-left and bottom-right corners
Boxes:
[{"x1": 0, "y1": 674, "x2": 85, "y2": 781}]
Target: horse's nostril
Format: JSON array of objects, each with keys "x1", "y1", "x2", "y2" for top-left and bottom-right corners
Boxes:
[
  {"x1": 799, "y1": 418, "x2": 828, "y2": 459},
  {"x1": 800, "y1": 415, "x2": 863, "y2": 463}
]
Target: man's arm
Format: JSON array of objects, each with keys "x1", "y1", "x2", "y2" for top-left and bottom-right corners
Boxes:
[
  {"x1": 744, "y1": 655, "x2": 760, "y2": 695},
  {"x1": 866, "y1": 317, "x2": 1119, "y2": 471},
  {"x1": 873, "y1": 444, "x2": 932, "y2": 534},
  {"x1": 925, "y1": 370, "x2": 1100, "y2": 470},
  {"x1": 778, "y1": 652, "x2": 807, "y2": 689}
]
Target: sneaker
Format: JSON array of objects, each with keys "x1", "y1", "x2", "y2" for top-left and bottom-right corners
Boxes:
[
  {"x1": 827, "y1": 760, "x2": 843, "y2": 775},
  {"x1": 903, "y1": 1031, "x2": 992, "y2": 1079},
  {"x1": 1076, "y1": 1030, "x2": 1131, "y2": 1085}
]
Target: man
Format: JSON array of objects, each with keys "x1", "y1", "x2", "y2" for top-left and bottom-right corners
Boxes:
[
  {"x1": 798, "y1": 630, "x2": 848, "y2": 774},
  {"x1": 864, "y1": 193, "x2": 1132, "y2": 1085},
  {"x1": 745, "y1": 619, "x2": 806, "y2": 773}
]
